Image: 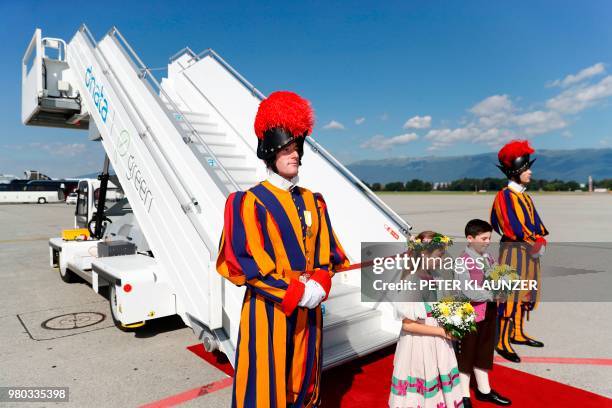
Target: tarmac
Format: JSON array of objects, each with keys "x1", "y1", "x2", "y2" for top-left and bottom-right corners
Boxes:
[{"x1": 1, "y1": 192, "x2": 611, "y2": 406}]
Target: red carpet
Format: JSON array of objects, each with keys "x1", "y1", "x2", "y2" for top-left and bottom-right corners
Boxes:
[
  {"x1": 187, "y1": 343, "x2": 612, "y2": 407},
  {"x1": 320, "y1": 346, "x2": 612, "y2": 408},
  {"x1": 187, "y1": 343, "x2": 235, "y2": 376}
]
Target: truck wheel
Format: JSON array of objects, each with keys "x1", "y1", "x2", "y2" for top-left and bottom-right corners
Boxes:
[
  {"x1": 38, "y1": 197, "x2": 47, "y2": 204},
  {"x1": 109, "y1": 285, "x2": 145, "y2": 332},
  {"x1": 59, "y1": 267, "x2": 77, "y2": 283}
]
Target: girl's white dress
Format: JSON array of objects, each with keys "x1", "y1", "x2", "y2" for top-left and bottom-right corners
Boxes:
[{"x1": 389, "y1": 302, "x2": 464, "y2": 408}]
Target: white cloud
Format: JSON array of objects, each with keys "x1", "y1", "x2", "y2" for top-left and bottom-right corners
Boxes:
[
  {"x1": 424, "y1": 64, "x2": 612, "y2": 151},
  {"x1": 360, "y1": 133, "x2": 418, "y2": 151},
  {"x1": 322, "y1": 120, "x2": 345, "y2": 130},
  {"x1": 55, "y1": 143, "x2": 87, "y2": 157},
  {"x1": 355, "y1": 117, "x2": 366, "y2": 125},
  {"x1": 403, "y1": 115, "x2": 432, "y2": 129},
  {"x1": 546, "y1": 75, "x2": 612, "y2": 114},
  {"x1": 510, "y1": 110, "x2": 567, "y2": 135},
  {"x1": 470, "y1": 94, "x2": 514, "y2": 117},
  {"x1": 19, "y1": 142, "x2": 88, "y2": 157},
  {"x1": 548, "y1": 62, "x2": 606, "y2": 88}
]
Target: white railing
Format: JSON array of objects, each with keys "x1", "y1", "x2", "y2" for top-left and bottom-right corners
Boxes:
[{"x1": 179, "y1": 47, "x2": 412, "y2": 236}]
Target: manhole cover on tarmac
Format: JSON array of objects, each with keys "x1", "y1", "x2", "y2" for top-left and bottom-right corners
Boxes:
[
  {"x1": 17, "y1": 301, "x2": 114, "y2": 340},
  {"x1": 42, "y1": 312, "x2": 106, "y2": 330}
]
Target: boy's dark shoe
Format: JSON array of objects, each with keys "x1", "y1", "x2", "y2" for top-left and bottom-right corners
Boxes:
[
  {"x1": 475, "y1": 389, "x2": 512, "y2": 406},
  {"x1": 462, "y1": 397, "x2": 473, "y2": 407}
]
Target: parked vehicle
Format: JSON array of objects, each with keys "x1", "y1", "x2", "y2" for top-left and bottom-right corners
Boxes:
[{"x1": 66, "y1": 192, "x2": 78, "y2": 204}]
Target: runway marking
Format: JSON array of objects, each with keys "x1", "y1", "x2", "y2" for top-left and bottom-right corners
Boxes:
[
  {"x1": 139, "y1": 377, "x2": 233, "y2": 408},
  {"x1": 139, "y1": 344, "x2": 234, "y2": 407},
  {"x1": 0, "y1": 236, "x2": 50, "y2": 244},
  {"x1": 494, "y1": 356, "x2": 612, "y2": 366}
]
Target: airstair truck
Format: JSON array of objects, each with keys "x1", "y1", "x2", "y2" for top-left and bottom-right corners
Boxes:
[{"x1": 22, "y1": 25, "x2": 412, "y2": 368}]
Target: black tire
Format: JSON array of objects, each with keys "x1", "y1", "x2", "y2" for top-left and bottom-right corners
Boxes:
[
  {"x1": 109, "y1": 284, "x2": 145, "y2": 332},
  {"x1": 59, "y1": 267, "x2": 77, "y2": 283},
  {"x1": 37, "y1": 197, "x2": 47, "y2": 204}
]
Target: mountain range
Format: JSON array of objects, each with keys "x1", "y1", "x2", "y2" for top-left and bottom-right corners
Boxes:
[{"x1": 345, "y1": 148, "x2": 612, "y2": 184}]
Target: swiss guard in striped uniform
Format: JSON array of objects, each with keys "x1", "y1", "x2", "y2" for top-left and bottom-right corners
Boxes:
[
  {"x1": 216, "y1": 91, "x2": 350, "y2": 407},
  {"x1": 490, "y1": 140, "x2": 548, "y2": 363}
]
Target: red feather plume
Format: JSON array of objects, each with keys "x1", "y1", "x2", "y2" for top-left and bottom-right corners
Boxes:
[
  {"x1": 498, "y1": 139, "x2": 535, "y2": 166},
  {"x1": 254, "y1": 91, "x2": 314, "y2": 139}
]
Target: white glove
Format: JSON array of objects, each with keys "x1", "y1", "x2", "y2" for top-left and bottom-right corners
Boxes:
[
  {"x1": 531, "y1": 246, "x2": 545, "y2": 259},
  {"x1": 298, "y1": 280, "x2": 326, "y2": 309},
  {"x1": 538, "y1": 245, "x2": 546, "y2": 256}
]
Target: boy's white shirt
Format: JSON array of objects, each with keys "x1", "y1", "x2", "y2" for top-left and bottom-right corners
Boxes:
[{"x1": 264, "y1": 167, "x2": 325, "y2": 308}]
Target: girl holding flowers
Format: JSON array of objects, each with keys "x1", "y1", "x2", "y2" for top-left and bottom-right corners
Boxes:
[{"x1": 389, "y1": 231, "x2": 464, "y2": 408}]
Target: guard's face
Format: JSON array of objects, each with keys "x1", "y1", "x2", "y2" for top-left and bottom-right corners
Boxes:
[
  {"x1": 519, "y1": 168, "x2": 532, "y2": 184},
  {"x1": 275, "y1": 142, "x2": 300, "y2": 179}
]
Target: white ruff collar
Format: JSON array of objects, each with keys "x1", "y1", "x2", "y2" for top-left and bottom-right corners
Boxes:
[
  {"x1": 508, "y1": 180, "x2": 526, "y2": 193},
  {"x1": 266, "y1": 167, "x2": 299, "y2": 191}
]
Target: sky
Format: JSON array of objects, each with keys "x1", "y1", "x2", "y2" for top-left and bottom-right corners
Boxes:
[{"x1": 1, "y1": 1, "x2": 612, "y2": 178}]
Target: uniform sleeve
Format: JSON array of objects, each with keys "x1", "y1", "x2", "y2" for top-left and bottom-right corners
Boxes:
[
  {"x1": 491, "y1": 189, "x2": 532, "y2": 242},
  {"x1": 216, "y1": 191, "x2": 305, "y2": 315},
  {"x1": 310, "y1": 193, "x2": 351, "y2": 300}
]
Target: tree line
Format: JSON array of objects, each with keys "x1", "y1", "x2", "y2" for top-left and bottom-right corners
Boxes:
[{"x1": 363, "y1": 178, "x2": 612, "y2": 192}]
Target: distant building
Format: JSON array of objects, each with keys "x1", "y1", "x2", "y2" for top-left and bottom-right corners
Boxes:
[
  {"x1": 24, "y1": 170, "x2": 52, "y2": 180},
  {"x1": 433, "y1": 181, "x2": 449, "y2": 190}
]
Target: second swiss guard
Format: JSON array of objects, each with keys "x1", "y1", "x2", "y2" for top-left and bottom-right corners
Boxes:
[
  {"x1": 490, "y1": 139, "x2": 549, "y2": 363},
  {"x1": 216, "y1": 91, "x2": 350, "y2": 407}
]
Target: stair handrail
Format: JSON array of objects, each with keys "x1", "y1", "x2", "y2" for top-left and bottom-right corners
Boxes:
[{"x1": 107, "y1": 27, "x2": 241, "y2": 195}]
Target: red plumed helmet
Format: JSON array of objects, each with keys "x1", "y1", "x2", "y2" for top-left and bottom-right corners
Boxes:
[
  {"x1": 496, "y1": 139, "x2": 536, "y2": 178},
  {"x1": 498, "y1": 139, "x2": 535, "y2": 167},
  {"x1": 254, "y1": 91, "x2": 314, "y2": 139},
  {"x1": 254, "y1": 91, "x2": 315, "y2": 161}
]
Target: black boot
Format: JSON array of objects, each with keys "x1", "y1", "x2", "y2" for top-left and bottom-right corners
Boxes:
[
  {"x1": 475, "y1": 389, "x2": 512, "y2": 406},
  {"x1": 495, "y1": 347, "x2": 521, "y2": 363}
]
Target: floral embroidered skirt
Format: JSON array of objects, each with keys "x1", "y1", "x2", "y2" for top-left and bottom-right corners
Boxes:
[{"x1": 389, "y1": 317, "x2": 464, "y2": 408}]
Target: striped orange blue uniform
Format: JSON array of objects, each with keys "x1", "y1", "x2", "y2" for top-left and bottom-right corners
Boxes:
[
  {"x1": 216, "y1": 180, "x2": 349, "y2": 408},
  {"x1": 490, "y1": 185, "x2": 548, "y2": 351}
]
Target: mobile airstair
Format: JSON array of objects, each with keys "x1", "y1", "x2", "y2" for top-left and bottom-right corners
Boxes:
[{"x1": 22, "y1": 25, "x2": 412, "y2": 368}]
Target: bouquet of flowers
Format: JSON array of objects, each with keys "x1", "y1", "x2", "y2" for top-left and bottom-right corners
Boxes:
[
  {"x1": 430, "y1": 300, "x2": 477, "y2": 339},
  {"x1": 484, "y1": 264, "x2": 519, "y2": 300}
]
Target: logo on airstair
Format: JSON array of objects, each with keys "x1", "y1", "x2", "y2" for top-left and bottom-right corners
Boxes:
[
  {"x1": 85, "y1": 66, "x2": 109, "y2": 123},
  {"x1": 117, "y1": 130, "x2": 130, "y2": 157}
]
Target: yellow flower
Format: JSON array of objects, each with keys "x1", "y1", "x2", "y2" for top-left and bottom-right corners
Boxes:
[
  {"x1": 439, "y1": 304, "x2": 451, "y2": 316},
  {"x1": 440, "y1": 236, "x2": 450, "y2": 244},
  {"x1": 489, "y1": 271, "x2": 500, "y2": 281},
  {"x1": 462, "y1": 303, "x2": 474, "y2": 314}
]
